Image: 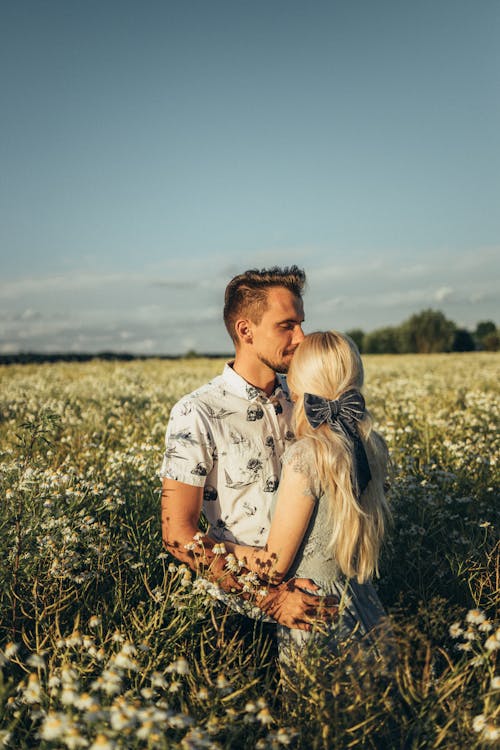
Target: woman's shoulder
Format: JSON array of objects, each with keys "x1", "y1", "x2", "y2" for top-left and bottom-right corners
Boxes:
[{"x1": 282, "y1": 436, "x2": 317, "y2": 476}]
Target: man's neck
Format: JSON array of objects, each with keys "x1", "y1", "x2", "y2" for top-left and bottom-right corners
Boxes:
[{"x1": 231, "y1": 353, "x2": 278, "y2": 397}]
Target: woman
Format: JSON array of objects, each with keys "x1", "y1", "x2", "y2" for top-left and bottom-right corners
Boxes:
[{"x1": 224, "y1": 330, "x2": 393, "y2": 668}]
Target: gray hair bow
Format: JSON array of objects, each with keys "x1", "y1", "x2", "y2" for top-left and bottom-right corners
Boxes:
[{"x1": 303, "y1": 390, "x2": 372, "y2": 498}]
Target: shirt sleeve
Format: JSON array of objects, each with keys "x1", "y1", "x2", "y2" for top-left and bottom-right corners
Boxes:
[{"x1": 159, "y1": 397, "x2": 214, "y2": 486}]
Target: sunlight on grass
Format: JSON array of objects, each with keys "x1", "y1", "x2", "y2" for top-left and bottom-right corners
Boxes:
[{"x1": 0, "y1": 353, "x2": 498, "y2": 748}]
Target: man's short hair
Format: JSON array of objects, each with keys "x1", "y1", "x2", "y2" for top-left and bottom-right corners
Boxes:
[{"x1": 223, "y1": 266, "x2": 306, "y2": 345}]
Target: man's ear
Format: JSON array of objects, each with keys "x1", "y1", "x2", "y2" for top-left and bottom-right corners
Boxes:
[{"x1": 235, "y1": 318, "x2": 253, "y2": 344}]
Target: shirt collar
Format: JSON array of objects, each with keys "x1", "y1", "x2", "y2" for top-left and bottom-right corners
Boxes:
[{"x1": 222, "y1": 362, "x2": 290, "y2": 402}]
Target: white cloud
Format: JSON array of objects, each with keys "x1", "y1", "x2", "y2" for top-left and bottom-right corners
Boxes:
[
  {"x1": 434, "y1": 286, "x2": 454, "y2": 302},
  {"x1": 1, "y1": 246, "x2": 498, "y2": 352}
]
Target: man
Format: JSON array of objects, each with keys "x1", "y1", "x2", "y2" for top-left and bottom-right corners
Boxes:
[{"x1": 160, "y1": 266, "x2": 337, "y2": 630}]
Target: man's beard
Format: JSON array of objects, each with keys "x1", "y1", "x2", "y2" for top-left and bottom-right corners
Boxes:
[{"x1": 257, "y1": 352, "x2": 293, "y2": 374}]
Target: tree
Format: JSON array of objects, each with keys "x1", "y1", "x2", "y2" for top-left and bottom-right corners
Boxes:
[
  {"x1": 399, "y1": 309, "x2": 456, "y2": 353},
  {"x1": 363, "y1": 327, "x2": 401, "y2": 354},
  {"x1": 452, "y1": 329, "x2": 476, "y2": 352},
  {"x1": 345, "y1": 328, "x2": 365, "y2": 353},
  {"x1": 482, "y1": 331, "x2": 500, "y2": 351},
  {"x1": 474, "y1": 320, "x2": 497, "y2": 349},
  {"x1": 475, "y1": 321, "x2": 496, "y2": 340}
]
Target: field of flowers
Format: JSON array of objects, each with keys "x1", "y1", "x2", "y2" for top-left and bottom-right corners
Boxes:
[{"x1": 0, "y1": 353, "x2": 498, "y2": 749}]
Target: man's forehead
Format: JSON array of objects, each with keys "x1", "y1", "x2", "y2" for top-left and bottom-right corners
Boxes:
[{"x1": 265, "y1": 287, "x2": 304, "y2": 315}]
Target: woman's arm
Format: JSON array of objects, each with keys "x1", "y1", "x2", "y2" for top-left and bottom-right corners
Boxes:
[{"x1": 223, "y1": 463, "x2": 316, "y2": 584}]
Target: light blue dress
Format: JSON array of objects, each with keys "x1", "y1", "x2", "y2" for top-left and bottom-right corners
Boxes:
[{"x1": 275, "y1": 438, "x2": 394, "y2": 670}]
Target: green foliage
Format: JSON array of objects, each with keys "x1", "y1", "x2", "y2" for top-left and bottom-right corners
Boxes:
[
  {"x1": 345, "y1": 329, "x2": 365, "y2": 353},
  {"x1": 452, "y1": 328, "x2": 476, "y2": 352},
  {"x1": 475, "y1": 321, "x2": 496, "y2": 341},
  {"x1": 0, "y1": 355, "x2": 498, "y2": 748},
  {"x1": 364, "y1": 326, "x2": 401, "y2": 354},
  {"x1": 481, "y1": 331, "x2": 500, "y2": 352},
  {"x1": 399, "y1": 309, "x2": 456, "y2": 354}
]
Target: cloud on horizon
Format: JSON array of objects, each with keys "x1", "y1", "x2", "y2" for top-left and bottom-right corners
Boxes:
[{"x1": 1, "y1": 246, "x2": 498, "y2": 353}]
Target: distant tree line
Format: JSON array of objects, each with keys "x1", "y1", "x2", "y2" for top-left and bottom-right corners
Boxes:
[
  {"x1": 346, "y1": 311, "x2": 499, "y2": 354},
  {"x1": 0, "y1": 351, "x2": 233, "y2": 366},
  {"x1": 1, "y1": 312, "x2": 498, "y2": 365}
]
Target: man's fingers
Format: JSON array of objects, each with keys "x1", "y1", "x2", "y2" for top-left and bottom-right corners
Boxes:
[{"x1": 291, "y1": 577, "x2": 320, "y2": 592}]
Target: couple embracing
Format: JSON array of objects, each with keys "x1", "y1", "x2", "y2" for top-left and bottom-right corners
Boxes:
[{"x1": 160, "y1": 266, "x2": 392, "y2": 669}]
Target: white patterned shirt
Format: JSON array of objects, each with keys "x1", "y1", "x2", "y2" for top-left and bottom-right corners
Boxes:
[{"x1": 160, "y1": 362, "x2": 295, "y2": 547}]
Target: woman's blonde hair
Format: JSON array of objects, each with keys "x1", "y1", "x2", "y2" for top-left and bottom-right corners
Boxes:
[{"x1": 287, "y1": 330, "x2": 391, "y2": 583}]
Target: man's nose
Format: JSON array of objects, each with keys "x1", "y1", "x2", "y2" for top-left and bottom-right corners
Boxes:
[{"x1": 293, "y1": 325, "x2": 305, "y2": 345}]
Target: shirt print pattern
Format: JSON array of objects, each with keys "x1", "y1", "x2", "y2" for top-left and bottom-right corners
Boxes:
[{"x1": 160, "y1": 363, "x2": 294, "y2": 547}]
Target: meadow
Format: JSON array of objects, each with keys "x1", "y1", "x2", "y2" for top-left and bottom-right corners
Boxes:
[{"x1": 0, "y1": 353, "x2": 498, "y2": 749}]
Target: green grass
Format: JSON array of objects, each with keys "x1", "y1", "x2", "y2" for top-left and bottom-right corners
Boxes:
[{"x1": 0, "y1": 353, "x2": 498, "y2": 748}]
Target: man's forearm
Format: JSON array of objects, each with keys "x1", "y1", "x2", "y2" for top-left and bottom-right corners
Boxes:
[{"x1": 163, "y1": 533, "x2": 286, "y2": 616}]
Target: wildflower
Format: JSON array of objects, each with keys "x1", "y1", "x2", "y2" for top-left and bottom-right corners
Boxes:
[
  {"x1": 184, "y1": 542, "x2": 196, "y2": 551},
  {"x1": 75, "y1": 692, "x2": 98, "y2": 711},
  {"x1": 482, "y1": 723, "x2": 500, "y2": 742},
  {"x1": 66, "y1": 631, "x2": 83, "y2": 648},
  {"x1": 136, "y1": 720, "x2": 154, "y2": 740},
  {"x1": 193, "y1": 531, "x2": 203, "y2": 542},
  {"x1": 274, "y1": 727, "x2": 295, "y2": 745},
  {"x1": 61, "y1": 666, "x2": 79, "y2": 685},
  {"x1": 257, "y1": 707, "x2": 274, "y2": 726},
  {"x1": 63, "y1": 726, "x2": 88, "y2": 749},
  {"x1": 121, "y1": 641, "x2": 137, "y2": 656},
  {"x1": 473, "y1": 714, "x2": 486, "y2": 732},
  {"x1": 449, "y1": 622, "x2": 463, "y2": 639},
  {"x1": 4, "y1": 642, "x2": 19, "y2": 659},
  {"x1": 490, "y1": 676, "x2": 500, "y2": 691},
  {"x1": 485, "y1": 634, "x2": 500, "y2": 652},
  {"x1": 479, "y1": 620, "x2": 493, "y2": 632},
  {"x1": 89, "y1": 615, "x2": 101, "y2": 629},
  {"x1": 40, "y1": 712, "x2": 71, "y2": 740},
  {"x1": 110, "y1": 709, "x2": 133, "y2": 732},
  {"x1": 166, "y1": 657, "x2": 190, "y2": 675},
  {"x1": 213, "y1": 543, "x2": 227, "y2": 555},
  {"x1": 224, "y1": 553, "x2": 241, "y2": 573},
  {"x1": 23, "y1": 673, "x2": 42, "y2": 704},
  {"x1": 61, "y1": 686, "x2": 79, "y2": 706},
  {"x1": 89, "y1": 735, "x2": 116, "y2": 750},
  {"x1": 151, "y1": 671, "x2": 168, "y2": 689},
  {"x1": 99, "y1": 669, "x2": 122, "y2": 696},
  {"x1": 27, "y1": 653, "x2": 46, "y2": 669},
  {"x1": 168, "y1": 713, "x2": 193, "y2": 729},
  {"x1": 466, "y1": 609, "x2": 486, "y2": 625},
  {"x1": 197, "y1": 687, "x2": 209, "y2": 700},
  {"x1": 169, "y1": 681, "x2": 181, "y2": 693},
  {"x1": 216, "y1": 674, "x2": 230, "y2": 691}
]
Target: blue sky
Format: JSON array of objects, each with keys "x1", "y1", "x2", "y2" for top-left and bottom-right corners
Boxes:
[{"x1": 1, "y1": 0, "x2": 499, "y2": 354}]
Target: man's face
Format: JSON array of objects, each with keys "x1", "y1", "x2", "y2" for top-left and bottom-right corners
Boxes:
[{"x1": 250, "y1": 287, "x2": 305, "y2": 373}]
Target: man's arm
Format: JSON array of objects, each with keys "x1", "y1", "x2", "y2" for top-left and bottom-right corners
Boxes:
[{"x1": 161, "y1": 477, "x2": 338, "y2": 630}]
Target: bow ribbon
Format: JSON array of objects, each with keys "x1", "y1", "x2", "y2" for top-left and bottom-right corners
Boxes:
[{"x1": 303, "y1": 390, "x2": 372, "y2": 498}]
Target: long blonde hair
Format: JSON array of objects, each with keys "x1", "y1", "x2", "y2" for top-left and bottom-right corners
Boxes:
[{"x1": 287, "y1": 330, "x2": 391, "y2": 583}]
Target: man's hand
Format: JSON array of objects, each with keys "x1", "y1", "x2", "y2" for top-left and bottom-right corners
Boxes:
[
  {"x1": 161, "y1": 478, "x2": 339, "y2": 630},
  {"x1": 259, "y1": 577, "x2": 338, "y2": 631}
]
